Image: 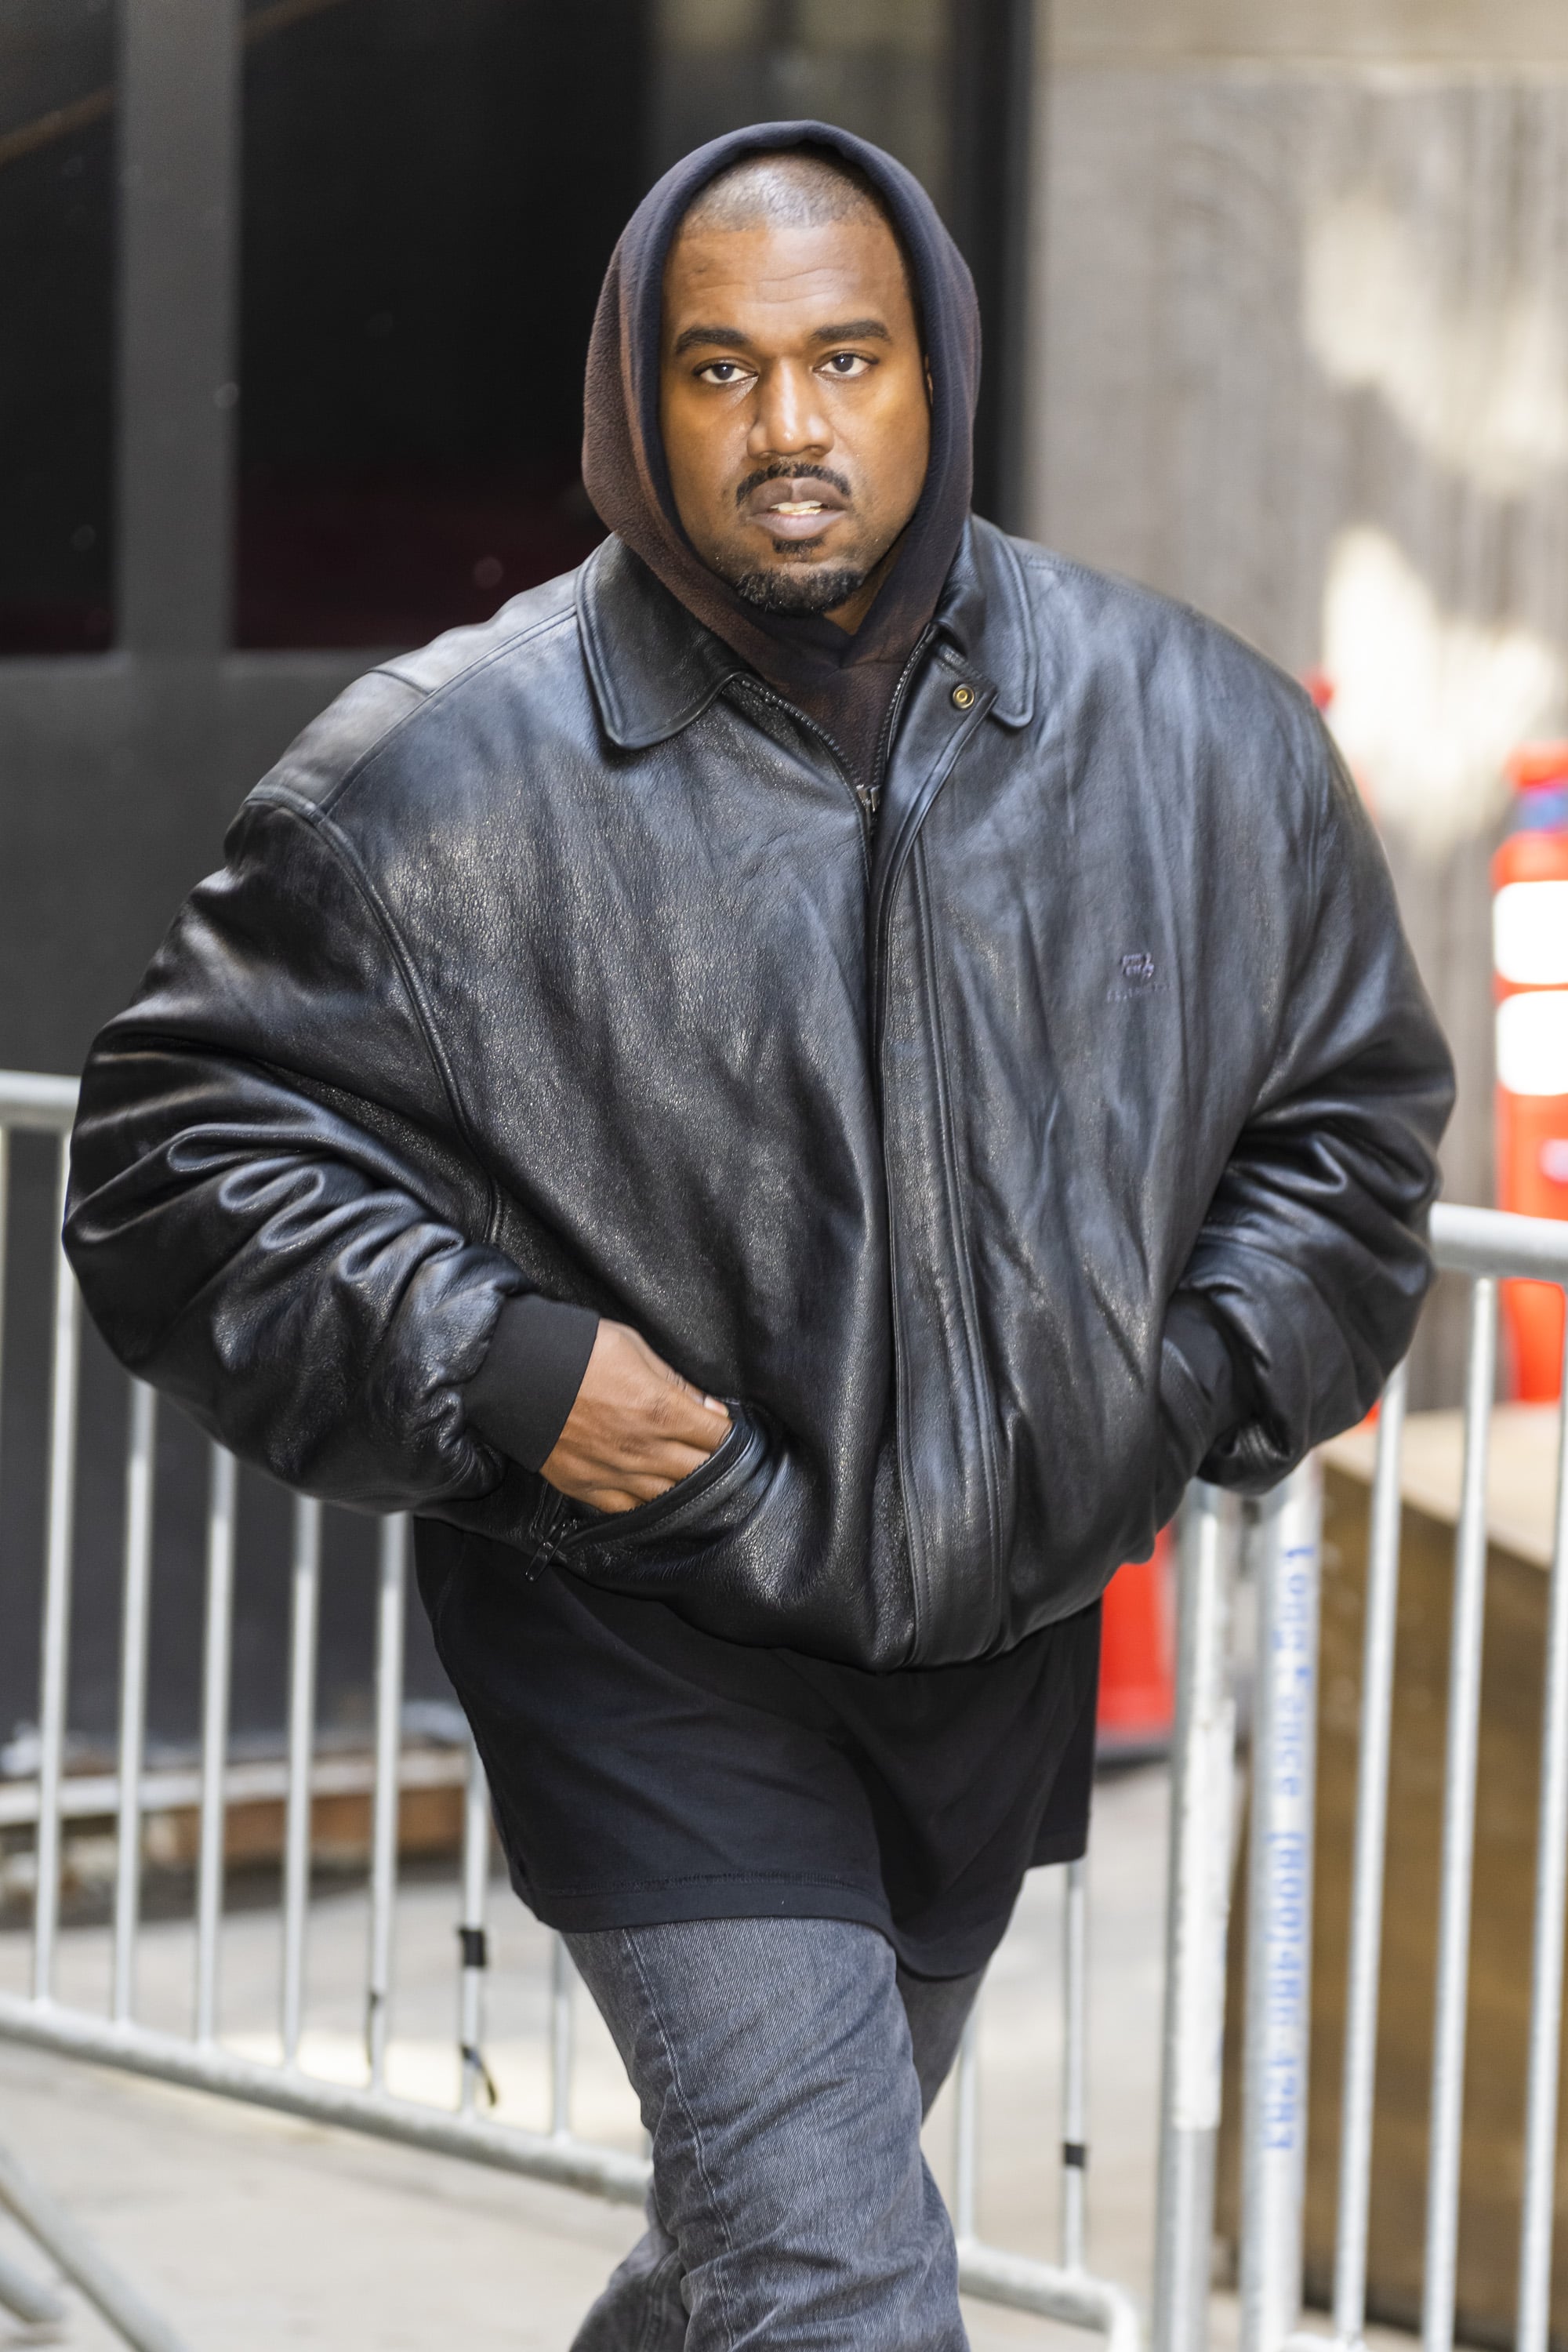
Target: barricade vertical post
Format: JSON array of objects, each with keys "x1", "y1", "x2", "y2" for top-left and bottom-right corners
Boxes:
[
  {"x1": 1062, "y1": 1856, "x2": 1089, "y2": 2271},
  {"x1": 281, "y1": 1494, "x2": 321, "y2": 2067},
  {"x1": 1421, "y1": 1279, "x2": 1497, "y2": 2352},
  {"x1": 1062, "y1": 1863, "x2": 1086, "y2": 2267},
  {"x1": 458, "y1": 1734, "x2": 492, "y2": 2114},
  {"x1": 112, "y1": 1382, "x2": 157, "y2": 2024},
  {"x1": 33, "y1": 1156, "x2": 82, "y2": 2006},
  {"x1": 1239, "y1": 1459, "x2": 1323, "y2": 2352},
  {"x1": 1516, "y1": 1318, "x2": 1568, "y2": 2352},
  {"x1": 953, "y1": 2004, "x2": 980, "y2": 2243},
  {"x1": 1330, "y1": 1362, "x2": 1408, "y2": 2350},
  {"x1": 366, "y1": 1514, "x2": 407, "y2": 2090},
  {"x1": 1153, "y1": 1480, "x2": 1238, "y2": 2352},
  {"x1": 550, "y1": 1934, "x2": 575, "y2": 2139},
  {"x1": 194, "y1": 1444, "x2": 238, "y2": 2045}
]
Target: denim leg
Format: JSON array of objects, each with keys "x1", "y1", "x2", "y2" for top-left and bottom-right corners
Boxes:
[
  {"x1": 571, "y1": 2186, "x2": 689, "y2": 2352},
  {"x1": 896, "y1": 1961, "x2": 985, "y2": 2120},
  {"x1": 565, "y1": 1918, "x2": 981, "y2": 2352}
]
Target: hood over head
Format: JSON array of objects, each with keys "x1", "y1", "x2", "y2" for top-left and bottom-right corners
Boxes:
[{"x1": 581, "y1": 119, "x2": 981, "y2": 791}]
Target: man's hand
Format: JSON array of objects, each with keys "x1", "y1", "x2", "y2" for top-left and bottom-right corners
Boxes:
[{"x1": 540, "y1": 1319, "x2": 731, "y2": 1515}]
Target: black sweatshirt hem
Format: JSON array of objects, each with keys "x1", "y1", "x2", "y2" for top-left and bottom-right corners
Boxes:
[{"x1": 501, "y1": 1861, "x2": 1054, "y2": 1982}]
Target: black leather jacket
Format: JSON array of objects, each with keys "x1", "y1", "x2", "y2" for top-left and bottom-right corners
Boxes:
[{"x1": 66, "y1": 521, "x2": 1453, "y2": 1669}]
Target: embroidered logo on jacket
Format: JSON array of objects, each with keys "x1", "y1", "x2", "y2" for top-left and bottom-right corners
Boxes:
[{"x1": 1108, "y1": 950, "x2": 1165, "y2": 1004}]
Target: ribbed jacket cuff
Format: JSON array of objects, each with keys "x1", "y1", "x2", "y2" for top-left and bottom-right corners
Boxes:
[{"x1": 465, "y1": 1294, "x2": 600, "y2": 1473}]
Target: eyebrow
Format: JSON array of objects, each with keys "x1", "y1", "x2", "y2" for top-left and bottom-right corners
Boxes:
[
  {"x1": 672, "y1": 324, "x2": 751, "y2": 356},
  {"x1": 670, "y1": 317, "x2": 894, "y2": 358}
]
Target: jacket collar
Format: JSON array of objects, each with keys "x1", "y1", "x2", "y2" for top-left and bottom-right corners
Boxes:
[
  {"x1": 576, "y1": 516, "x2": 1037, "y2": 751},
  {"x1": 930, "y1": 519, "x2": 1036, "y2": 728}
]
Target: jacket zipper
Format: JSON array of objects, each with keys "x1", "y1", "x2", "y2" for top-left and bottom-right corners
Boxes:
[
  {"x1": 523, "y1": 1483, "x2": 573, "y2": 1578},
  {"x1": 910, "y1": 836, "x2": 1005, "y2": 1647},
  {"x1": 868, "y1": 626, "x2": 937, "y2": 816},
  {"x1": 871, "y1": 644, "x2": 927, "y2": 1642},
  {"x1": 869, "y1": 638, "x2": 990, "y2": 1660},
  {"x1": 730, "y1": 637, "x2": 966, "y2": 1661},
  {"x1": 730, "y1": 622, "x2": 935, "y2": 854},
  {"x1": 732, "y1": 677, "x2": 873, "y2": 880}
]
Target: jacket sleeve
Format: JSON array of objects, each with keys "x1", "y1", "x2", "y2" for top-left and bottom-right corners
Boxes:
[
  {"x1": 65, "y1": 788, "x2": 538, "y2": 1510},
  {"x1": 1173, "y1": 730, "x2": 1455, "y2": 1494}
]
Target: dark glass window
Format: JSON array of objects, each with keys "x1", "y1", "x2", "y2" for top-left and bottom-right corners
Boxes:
[
  {"x1": 0, "y1": 0, "x2": 116, "y2": 653},
  {"x1": 236, "y1": 0, "x2": 648, "y2": 649},
  {"x1": 648, "y1": 0, "x2": 954, "y2": 210}
]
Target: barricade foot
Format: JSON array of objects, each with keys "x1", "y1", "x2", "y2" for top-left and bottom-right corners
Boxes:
[
  {"x1": 0, "y1": 2238, "x2": 67, "y2": 2333},
  {"x1": 0, "y1": 2139, "x2": 194, "y2": 2352}
]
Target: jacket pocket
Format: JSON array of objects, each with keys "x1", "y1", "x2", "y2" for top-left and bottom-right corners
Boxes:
[{"x1": 557, "y1": 1401, "x2": 771, "y2": 1564}]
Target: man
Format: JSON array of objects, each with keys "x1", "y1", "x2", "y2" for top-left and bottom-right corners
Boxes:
[{"x1": 67, "y1": 121, "x2": 1451, "y2": 2351}]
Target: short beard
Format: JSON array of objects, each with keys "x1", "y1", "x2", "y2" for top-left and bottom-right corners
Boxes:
[{"x1": 724, "y1": 562, "x2": 869, "y2": 618}]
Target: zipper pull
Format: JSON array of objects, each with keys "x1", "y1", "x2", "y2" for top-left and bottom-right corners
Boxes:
[{"x1": 523, "y1": 1487, "x2": 572, "y2": 1580}]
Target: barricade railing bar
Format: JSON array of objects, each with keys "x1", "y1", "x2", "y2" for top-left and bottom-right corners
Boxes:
[
  {"x1": 0, "y1": 1073, "x2": 1137, "y2": 2351},
  {"x1": 6, "y1": 1060, "x2": 1567, "y2": 2352}
]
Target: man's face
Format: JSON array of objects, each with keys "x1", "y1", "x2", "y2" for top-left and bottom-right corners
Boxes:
[{"x1": 659, "y1": 209, "x2": 931, "y2": 633}]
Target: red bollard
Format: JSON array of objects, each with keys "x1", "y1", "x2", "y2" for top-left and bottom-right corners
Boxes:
[
  {"x1": 1097, "y1": 1523, "x2": 1175, "y2": 1759},
  {"x1": 1494, "y1": 743, "x2": 1568, "y2": 1402}
]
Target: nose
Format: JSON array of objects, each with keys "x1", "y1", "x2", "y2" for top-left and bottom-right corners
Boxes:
[{"x1": 748, "y1": 359, "x2": 832, "y2": 463}]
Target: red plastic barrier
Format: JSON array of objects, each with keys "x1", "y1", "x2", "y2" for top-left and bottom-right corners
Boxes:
[
  {"x1": 1494, "y1": 744, "x2": 1568, "y2": 1400},
  {"x1": 1098, "y1": 1524, "x2": 1174, "y2": 1758}
]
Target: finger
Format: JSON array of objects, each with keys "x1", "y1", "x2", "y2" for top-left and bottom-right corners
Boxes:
[
  {"x1": 615, "y1": 1327, "x2": 731, "y2": 1433},
  {"x1": 646, "y1": 1383, "x2": 731, "y2": 1452},
  {"x1": 590, "y1": 1472, "x2": 684, "y2": 1512},
  {"x1": 567, "y1": 1436, "x2": 713, "y2": 1500},
  {"x1": 617, "y1": 1439, "x2": 715, "y2": 1486}
]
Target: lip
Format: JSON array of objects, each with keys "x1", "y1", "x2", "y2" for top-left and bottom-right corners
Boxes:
[{"x1": 744, "y1": 477, "x2": 850, "y2": 543}]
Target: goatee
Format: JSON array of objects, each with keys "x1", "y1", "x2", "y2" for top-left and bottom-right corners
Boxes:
[{"x1": 725, "y1": 564, "x2": 869, "y2": 618}]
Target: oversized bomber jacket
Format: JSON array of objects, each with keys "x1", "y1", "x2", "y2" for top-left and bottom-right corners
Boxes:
[{"x1": 64, "y1": 520, "x2": 1455, "y2": 1671}]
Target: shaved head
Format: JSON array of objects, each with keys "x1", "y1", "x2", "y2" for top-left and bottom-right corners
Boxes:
[
  {"x1": 675, "y1": 148, "x2": 919, "y2": 339},
  {"x1": 681, "y1": 149, "x2": 891, "y2": 239}
]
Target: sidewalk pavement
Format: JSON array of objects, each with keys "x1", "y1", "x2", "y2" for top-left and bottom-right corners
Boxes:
[{"x1": 0, "y1": 1768, "x2": 1173, "y2": 2350}]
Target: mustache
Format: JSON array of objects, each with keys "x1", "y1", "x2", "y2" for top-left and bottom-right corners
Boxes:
[{"x1": 734, "y1": 462, "x2": 852, "y2": 508}]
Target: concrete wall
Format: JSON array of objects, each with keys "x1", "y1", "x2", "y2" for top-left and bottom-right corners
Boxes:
[{"x1": 1027, "y1": 0, "x2": 1568, "y2": 1396}]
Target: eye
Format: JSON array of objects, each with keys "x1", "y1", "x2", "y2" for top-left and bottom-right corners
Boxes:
[
  {"x1": 695, "y1": 359, "x2": 751, "y2": 386},
  {"x1": 820, "y1": 351, "x2": 873, "y2": 378}
]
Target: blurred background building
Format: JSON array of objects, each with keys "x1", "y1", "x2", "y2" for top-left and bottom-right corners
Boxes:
[{"x1": 1, "y1": 0, "x2": 1564, "y2": 1756}]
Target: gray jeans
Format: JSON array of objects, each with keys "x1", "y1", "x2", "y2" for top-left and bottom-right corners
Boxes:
[{"x1": 564, "y1": 1918, "x2": 982, "y2": 2352}]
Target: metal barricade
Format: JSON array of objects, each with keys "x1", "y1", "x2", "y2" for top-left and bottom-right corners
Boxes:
[
  {"x1": 1162, "y1": 1203, "x2": 1568, "y2": 2352},
  {"x1": 0, "y1": 1073, "x2": 1136, "y2": 2350},
  {"x1": 10, "y1": 1058, "x2": 1566, "y2": 2352}
]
